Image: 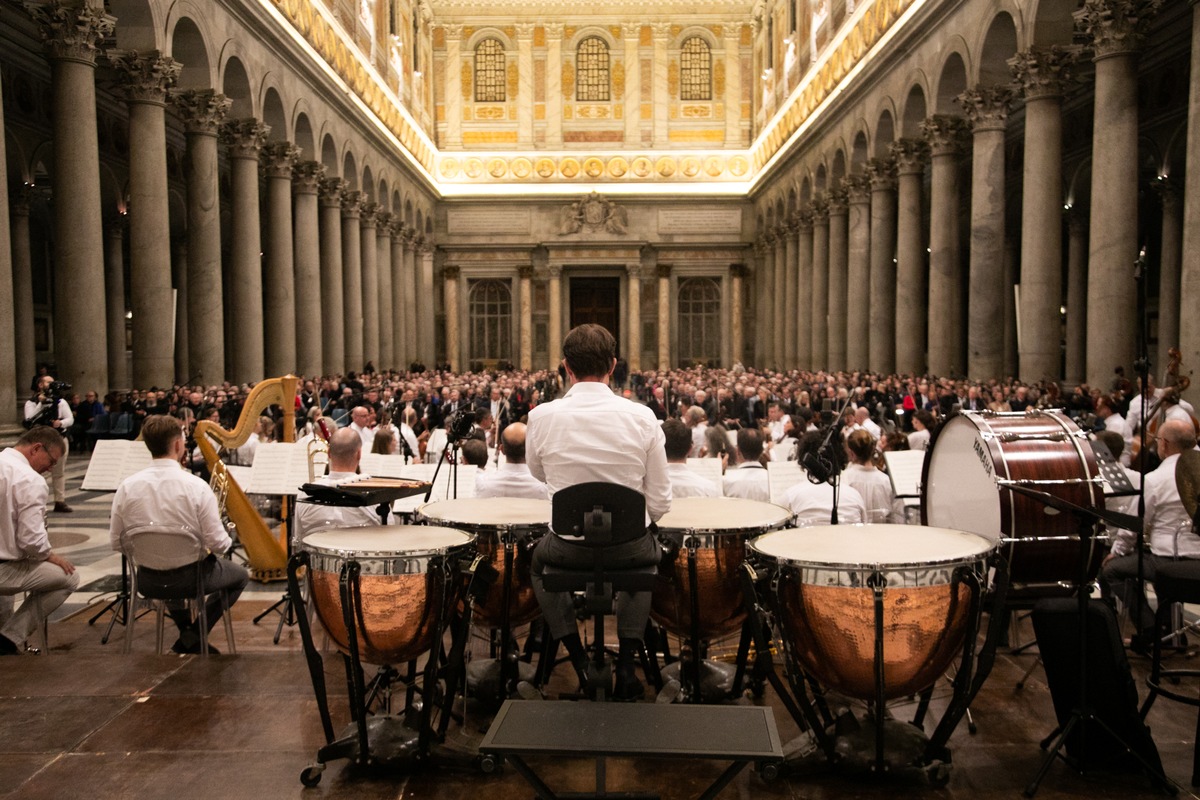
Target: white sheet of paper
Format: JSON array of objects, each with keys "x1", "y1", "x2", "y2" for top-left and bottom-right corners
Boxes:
[
  {"x1": 247, "y1": 442, "x2": 311, "y2": 496},
  {"x1": 883, "y1": 450, "x2": 927, "y2": 498},
  {"x1": 767, "y1": 461, "x2": 805, "y2": 506},
  {"x1": 392, "y1": 463, "x2": 478, "y2": 513},
  {"x1": 686, "y1": 457, "x2": 724, "y2": 492},
  {"x1": 359, "y1": 453, "x2": 411, "y2": 479},
  {"x1": 81, "y1": 440, "x2": 154, "y2": 492}
]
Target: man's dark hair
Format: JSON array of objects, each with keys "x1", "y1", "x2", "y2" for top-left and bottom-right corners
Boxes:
[
  {"x1": 662, "y1": 419, "x2": 692, "y2": 461},
  {"x1": 142, "y1": 414, "x2": 183, "y2": 457},
  {"x1": 460, "y1": 438, "x2": 489, "y2": 467},
  {"x1": 562, "y1": 324, "x2": 616, "y2": 379},
  {"x1": 1094, "y1": 429, "x2": 1124, "y2": 461},
  {"x1": 736, "y1": 427, "x2": 765, "y2": 461}
]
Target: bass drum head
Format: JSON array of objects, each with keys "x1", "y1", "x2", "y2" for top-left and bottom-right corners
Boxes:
[
  {"x1": 656, "y1": 496, "x2": 792, "y2": 532},
  {"x1": 750, "y1": 524, "x2": 994, "y2": 569},
  {"x1": 418, "y1": 498, "x2": 551, "y2": 528},
  {"x1": 922, "y1": 415, "x2": 1003, "y2": 544}
]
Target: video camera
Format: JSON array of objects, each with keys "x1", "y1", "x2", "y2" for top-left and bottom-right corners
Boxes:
[{"x1": 447, "y1": 407, "x2": 477, "y2": 443}]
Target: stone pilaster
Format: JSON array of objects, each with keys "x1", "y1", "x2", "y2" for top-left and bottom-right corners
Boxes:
[
  {"x1": 922, "y1": 114, "x2": 969, "y2": 376},
  {"x1": 516, "y1": 23, "x2": 535, "y2": 146},
  {"x1": 959, "y1": 86, "x2": 1013, "y2": 379},
  {"x1": 545, "y1": 24, "x2": 564, "y2": 147},
  {"x1": 261, "y1": 141, "x2": 300, "y2": 377},
  {"x1": 340, "y1": 190, "x2": 364, "y2": 372},
  {"x1": 376, "y1": 212, "x2": 394, "y2": 370},
  {"x1": 443, "y1": 265, "x2": 461, "y2": 372},
  {"x1": 844, "y1": 174, "x2": 872, "y2": 370},
  {"x1": 174, "y1": 89, "x2": 230, "y2": 384},
  {"x1": 518, "y1": 265, "x2": 533, "y2": 370},
  {"x1": 359, "y1": 202, "x2": 380, "y2": 370},
  {"x1": 891, "y1": 138, "x2": 930, "y2": 374},
  {"x1": 548, "y1": 264, "x2": 563, "y2": 369},
  {"x1": 627, "y1": 263, "x2": 642, "y2": 372},
  {"x1": 826, "y1": 188, "x2": 849, "y2": 372},
  {"x1": 623, "y1": 23, "x2": 641, "y2": 148},
  {"x1": 652, "y1": 22, "x2": 671, "y2": 146},
  {"x1": 810, "y1": 199, "x2": 830, "y2": 369},
  {"x1": 318, "y1": 178, "x2": 346, "y2": 374},
  {"x1": 866, "y1": 158, "x2": 898, "y2": 374},
  {"x1": 657, "y1": 264, "x2": 672, "y2": 370},
  {"x1": 443, "y1": 24, "x2": 462, "y2": 147},
  {"x1": 293, "y1": 161, "x2": 325, "y2": 377},
  {"x1": 220, "y1": 118, "x2": 270, "y2": 383}
]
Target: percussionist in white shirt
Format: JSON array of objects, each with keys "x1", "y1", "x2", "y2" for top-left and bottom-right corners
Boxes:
[
  {"x1": 661, "y1": 419, "x2": 720, "y2": 499},
  {"x1": 475, "y1": 423, "x2": 549, "y2": 500},
  {"x1": 295, "y1": 428, "x2": 388, "y2": 538}
]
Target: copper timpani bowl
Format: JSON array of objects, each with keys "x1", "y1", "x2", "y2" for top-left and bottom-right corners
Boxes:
[
  {"x1": 303, "y1": 525, "x2": 475, "y2": 665},
  {"x1": 748, "y1": 524, "x2": 994, "y2": 700}
]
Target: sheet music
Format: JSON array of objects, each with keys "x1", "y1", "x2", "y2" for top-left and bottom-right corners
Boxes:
[
  {"x1": 393, "y1": 463, "x2": 477, "y2": 514},
  {"x1": 767, "y1": 461, "x2": 805, "y2": 506},
  {"x1": 359, "y1": 453, "x2": 411, "y2": 479},
  {"x1": 246, "y1": 442, "x2": 310, "y2": 496},
  {"x1": 225, "y1": 465, "x2": 253, "y2": 488},
  {"x1": 686, "y1": 458, "x2": 723, "y2": 493},
  {"x1": 883, "y1": 450, "x2": 927, "y2": 498},
  {"x1": 80, "y1": 440, "x2": 154, "y2": 492}
]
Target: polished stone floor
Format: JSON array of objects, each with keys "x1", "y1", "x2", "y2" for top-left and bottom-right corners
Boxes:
[{"x1": 4, "y1": 450, "x2": 1200, "y2": 799}]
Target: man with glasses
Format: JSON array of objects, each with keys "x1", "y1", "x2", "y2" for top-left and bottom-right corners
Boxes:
[{"x1": 0, "y1": 426, "x2": 79, "y2": 655}]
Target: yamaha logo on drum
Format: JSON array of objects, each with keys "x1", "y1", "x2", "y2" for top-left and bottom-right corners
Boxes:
[{"x1": 973, "y1": 438, "x2": 994, "y2": 479}]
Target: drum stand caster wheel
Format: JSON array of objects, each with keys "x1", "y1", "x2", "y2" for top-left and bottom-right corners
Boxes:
[
  {"x1": 758, "y1": 760, "x2": 783, "y2": 783},
  {"x1": 300, "y1": 763, "x2": 325, "y2": 787},
  {"x1": 924, "y1": 761, "x2": 951, "y2": 788},
  {"x1": 477, "y1": 754, "x2": 502, "y2": 774}
]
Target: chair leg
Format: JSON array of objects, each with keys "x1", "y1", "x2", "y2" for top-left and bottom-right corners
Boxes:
[
  {"x1": 222, "y1": 591, "x2": 236, "y2": 655},
  {"x1": 155, "y1": 603, "x2": 165, "y2": 654},
  {"x1": 197, "y1": 596, "x2": 210, "y2": 656}
]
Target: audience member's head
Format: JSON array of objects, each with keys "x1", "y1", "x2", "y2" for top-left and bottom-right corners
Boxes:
[{"x1": 662, "y1": 419, "x2": 692, "y2": 462}]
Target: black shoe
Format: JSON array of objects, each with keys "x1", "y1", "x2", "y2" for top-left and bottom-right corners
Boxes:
[
  {"x1": 1126, "y1": 634, "x2": 1153, "y2": 657},
  {"x1": 0, "y1": 636, "x2": 20, "y2": 656},
  {"x1": 171, "y1": 638, "x2": 219, "y2": 655},
  {"x1": 52, "y1": 502, "x2": 73, "y2": 513}
]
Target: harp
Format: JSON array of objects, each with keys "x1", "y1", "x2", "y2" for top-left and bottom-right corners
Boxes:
[{"x1": 195, "y1": 375, "x2": 299, "y2": 582}]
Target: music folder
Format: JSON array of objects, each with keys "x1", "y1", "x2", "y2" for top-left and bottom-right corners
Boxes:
[{"x1": 81, "y1": 440, "x2": 154, "y2": 492}]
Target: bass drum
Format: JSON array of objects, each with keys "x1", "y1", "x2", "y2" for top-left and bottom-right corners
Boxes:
[{"x1": 922, "y1": 410, "x2": 1103, "y2": 592}]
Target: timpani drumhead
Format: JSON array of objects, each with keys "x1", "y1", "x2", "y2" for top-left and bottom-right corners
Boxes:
[
  {"x1": 922, "y1": 415, "x2": 1004, "y2": 544},
  {"x1": 303, "y1": 525, "x2": 473, "y2": 556},
  {"x1": 751, "y1": 524, "x2": 994, "y2": 569},
  {"x1": 657, "y1": 496, "x2": 793, "y2": 532},
  {"x1": 418, "y1": 498, "x2": 551, "y2": 528}
]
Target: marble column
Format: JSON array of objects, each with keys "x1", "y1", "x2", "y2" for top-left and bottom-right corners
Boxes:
[
  {"x1": 359, "y1": 203, "x2": 380, "y2": 370},
  {"x1": 772, "y1": 228, "x2": 786, "y2": 367},
  {"x1": 959, "y1": 86, "x2": 1012, "y2": 380},
  {"x1": 866, "y1": 158, "x2": 898, "y2": 374},
  {"x1": 518, "y1": 265, "x2": 533, "y2": 370},
  {"x1": 318, "y1": 179, "x2": 346, "y2": 375},
  {"x1": 783, "y1": 217, "x2": 799, "y2": 368},
  {"x1": 1077, "y1": 0, "x2": 1159, "y2": 386},
  {"x1": 516, "y1": 24, "x2": 535, "y2": 146},
  {"x1": 1065, "y1": 210, "x2": 1087, "y2": 383},
  {"x1": 1157, "y1": 183, "x2": 1182, "y2": 369},
  {"x1": 220, "y1": 118, "x2": 269, "y2": 384},
  {"x1": 111, "y1": 52, "x2": 179, "y2": 389},
  {"x1": 418, "y1": 240, "x2": 436, "y2": 365},
  {"x1": 627, "y1": 264, "x2": 642, "y2": 371},
  {"x1": 1181, "y1": 0, "x2": 1200, "y2": 401},
  {"x1": 827, "y1": 187, "x2": 849, "y2": 372},
  {"x1": 1012, "y1": 47, "x2": 1073, "y2": 382},
  {"x1": 0, "y1": 67, "x2": 13, "y2": 422},
  {"x1": 172, "y1": 241, "x2": 188, "y2": 382},
  {"x1": 795, "y1": 211, "x2": 814, "y2": 367},
  {"x1": 341, "y1": 191, "x2": 364, "y2": 372},
  {"x1": 173, "y1": 90, "x2": 230, "y2": 385},
  {"x1": 753, "y1": 241, "x2": 772, "y2": 366},
  {"x1": 10, "y1": 188, "x2": 37, "y2": 401},
  {"x1": 388, "y1": 220, "x2": 405, "y2": 370},
  {"x1": 548, "y1": 264, "x2": 563, "y2": 369},
  {"x1": 293, "y1": 161, "x2": 325, "y2": 378},
  {"x1": 443, "y1": 25, "x2": 462, "y2": 148},
  {"x1": 444, "y1": 266, "x2": 461, "y2": 372},
  {"x1": 891, "y1": 138, "x2": 930, "y2": 374},
  {"x1": 104, "y1": 219, "x2": 127, "y2": 389},
  {"x1": 546, "y1": 24, "x2": 564, "y2": 147},
  {"x1": 261, "y1": 141, "x2": 300, "y2": 377},
  {"x1": 922, "y1": 114, "x2": 969, "y2": 377},
  {"x1": 623, "y1": 24, "x2": 641, "y2": 147},
  {"x1": 657, "y1": 264, "x2": 671, "y2": 370},
  {"x1": 652, "y1": 23, "x2": 670, "y2": 146},
  {"x1": 811, "y1": 200, "x2": 830, "y2": 368},
  {"x1": 376, "y1": 212, "x2": 394, "y2": 370},
  {"x1": 845, "y1": 175, "x2": 871, "y2": 370},
  {"x1": 403, "y1": 228, "x2": 420, "y2": 364},
  {"x1": 730, "y1": 264, "x2": 745, "y2": 366},
  {"x1": 29, "y1": 2, "x2": 115, "y2": 393}
]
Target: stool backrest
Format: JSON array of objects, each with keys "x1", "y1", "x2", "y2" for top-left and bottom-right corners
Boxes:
[
  {"x1": 552, "y1": 482, "x2": 646, "y2": 546},
  {"x1": 120, "y1": 524, "x2": 204, "y2": 572}
]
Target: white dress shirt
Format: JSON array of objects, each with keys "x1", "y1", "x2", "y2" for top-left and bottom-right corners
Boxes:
[
  {"x1": 475, "y1": 461, "x2": 550, "y2": 500},
  {"x1": 526, "y1": 381, "x2": 671, "y2": 523},
  {"x1": 768, "y1": 419, "x2": 786, "y2": 443},
  {"x1": 1106, "y1": 467, "x2": 1144, "y2": 557},
  {"x1": 296, "y1": 471, "x2": 388, "y2": 540},
  {"x1": 843, "y1": 463, "x2": 903, "y2": 524},
  {"x1": 232, "y1": 432, "x2": 259, "y2": 466},
  {"x1": 23, "y1": 397, "x2": 73, "y2": 429},
  {"x1": 1102, "y1": 413, "x2": 1134, "y2": 466},
  {"x1": 109, "y1": 459, "x2": 232, "y2": 555},
  {"x1": 907, "y1": 429, "x2": 931, "y2": 451},
  {"x1": 783, "y1": 479, "x2": 868, "y2": 527},
  {"x1": 690, "y1": 422, "x2": 708, "y2": 458},
  {"x1": 1142, "y1": 453, "x2": 1200, "y2": 559},
  {"x1": 667, "y1": 463, "x2": 721, "y2": 498},
  {"x1": 0, "y1": 448, "x2": 51, "y2": 561},
  {"x1": 722, "y1": 461, "x2": 770, "y2": 502},
  {"x1": 350, "y1": 422, "x2": 374, "y2": 451}
]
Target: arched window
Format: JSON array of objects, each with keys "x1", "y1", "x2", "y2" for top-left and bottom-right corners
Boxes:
[
  {"x1": 678, "y1": 278, "x2": 722, "y2": 366},
  {"x1": 474, "y1": 38, "x2": 506, "y2": 102},
  {"x1": 469, "y1": 280, "x2": 512, "y2": 363},
  {"x1": 680, "y1": 37, "x2": 712, "y2": 101},
  {"x1": 576, "y1": 36, "x2": 610, "y2": 102}
]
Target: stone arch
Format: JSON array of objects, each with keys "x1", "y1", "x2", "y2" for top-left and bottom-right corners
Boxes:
[
  {"x1": 934, "y1": 50, "x2": 969, "y2": 114},
  {"x1": 831, "y1": 147, "x2": 847, "y2": 182},
  {"x1": 362, "y1": 164, "x2": 375, "y2": 201},
  {"x1": 814, "y1": 163, "x2": 827, "y2": 195},
  {"x1": 900, "y1": 81, "x2": 928, "y2": 139},
  {"x1": 219, "y1": 55, "x2": 254, "y2": 118},
  {"x1": 850, "y1": 128, "x2": 869, "y2": 172},
  {"x1": 1029, "y1": 0, "x2": 1079, "y2": 46},
  {"x1": 320, "y1": 134, "x2": 339, "y2": 176},
  {"x1": 404, "y1": 199, "x2": 414, "y2": 225},
  {"x1": 377, "y1": 177, "x2": 390, "y2": 210},
  {"x1": 424, "y1": 215, "x2": 432, "y2": 236},
  {"x1": 169, "y1": 16, "x2": 212, "y2": 90},
  {"x1": 392, "y1": 189, "x2": 402, "y2": 213},
  {"x1": 29, "y1": 141, "x2": 53, "y2": 186},
  {"x1": 108, "y1": 0, "x2": 160, "y2": 51},
  {"x1": 799, "y1": 176, "x2": 811, "y2": 205},
  {"x1": 293, "y1": 113, "x2": 315, "y2": 160},
  {"x1": 873, "y1": 107, "x2": 895, "y2": 159},
  {"x1": 342, "y1": 151, "x2": 358, "y2": 190},
  {"x1": 466, "y1": 27, "x2": 515, "y2": 52},
  {"x1": 567, "y1": 26, "x2": 617, "y2": 51},
  {"x1": 261, "y1": 84, "x2": 288, "y2": 141},
  {"x1": 977, "y1": 11, "x2": 1020, "y2": 86},
  {"x1": 786, "y1": 187, "x2": 798, "y2": 214}
]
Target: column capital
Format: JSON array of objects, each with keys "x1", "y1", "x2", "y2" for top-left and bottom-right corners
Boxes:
[
  {"x1": 220, "y1": 118, "x2": 270, "y2": 158},
  {"x1": 441, "y1": 23, "x2": 463, "y2": 39},
  {"x1": 890, "y1": 137, "x2": 930, "y2": 175},
  {"x1": 791, "y1": 208, "x2": 813, "y2": 232},
  {"x1": 376, "y1": 211, "x2": 394, "y2": 232},
  {"x1": 318, "y1": 177, "x2": 347, "y2": 206},
  {"x1": 360, "y1": 201, "x2": 380, "y2": 228},
  {"x1": 1009, "y1": 46, "x2": 1078, "y2": 101},
  {"x1": 842, "y1": 173, "x2": 872, "y2": 203},
  {"x1": 730, "y1": 263, "x2": 747, "y2": 279},
  {"x1": 417, "y1": 238, "x2": 436, "y2": 255},
  {"x1": 621, "y1": 22, "x2": 642, "y2": 40},
  {"x1": 443, "y1": 265, "x2": 461, "y2": 280},
  {"x1": 958, "y1": 85, "x2": 1013, "y2": 131},
  {"x1": 544, "y1": 23, "x2": 565, "y2": 39},
  {"x1": 1074, "y1": 0, "x2": 1163, "y2": 59},
  {"x1": 651, "y1": 22, "x2": 672, "y2": 40},
  {"x1": 401, "y1": 224, "x2": 419, "y2": 248},
  {"x1": 514, "y1": 22, "x2": 537, "y2": 40},
  {"x1": 626, "y1": 263, "x2": 642, "y2": 278},
  {"x1": 171, "y1": 89, "x2": 231, "y2": 135},
  {"x1": 658, "y1": 263, "x2": 672, "y2": 279},
  {"x1": 827, "y1": 185, "x2": 849, "y2": 216},
  {"x1": 109, "y1": 50, "x2": 181, "y2": 106},
  {"x1": 810, "y1": 197, "x2": 830, "y2": 224},
  {"x1": 548, "y1": 263, "x2": 563, "y2": 278},
  {"x1": 865, "y1": 158, "x2": 897, "y2": 191},
  {"x1": 753, "y1": 239, "x2": 771, "y2": 258},
  {"x1": 292, "y1": 160, "x2": 326, "y2": 193},
  {"x1": 518, "y1": 265, "x2": 534, "y2": 279},
  {"x1": 921, "y1": 114, "x2": 969, "y2": 156},
  {"x1": 261, "y1": 141, "x2": 301, "y2": 178},
  {"x1": 25, "y1": 1, "x2": 115, "y2": 65},
  {"x1": 341, "y1": 190, "x2": 364, "y2": 218}
]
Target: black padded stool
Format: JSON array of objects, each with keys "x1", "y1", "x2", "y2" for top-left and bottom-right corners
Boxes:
[
  {"x1": 541, "y1": 482, "x2": 658, "y2": 701},
  {"x1": 1142, "y1": 558, "x2": 1200, "y2": 786}
]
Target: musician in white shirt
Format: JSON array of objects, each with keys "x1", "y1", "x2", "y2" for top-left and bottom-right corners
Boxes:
[
  {"x1": 784, "y1": 430, "x2": 868, "y2": 526},
  {"x1": 842, "y1": 430, "x2": 904, "y2": 524},
  {"x1": 475, "y1": 423, "x2": 549, "y2": 500},
  {"x1": 296, "y1": 428, "x2": 386, "y2": 539},
  {"x1": 722, "y1": 428, "x2": 770, "y2": 502},
  {"x1": 662, "y1": 420, "x2": 720, "y2": 499}
]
